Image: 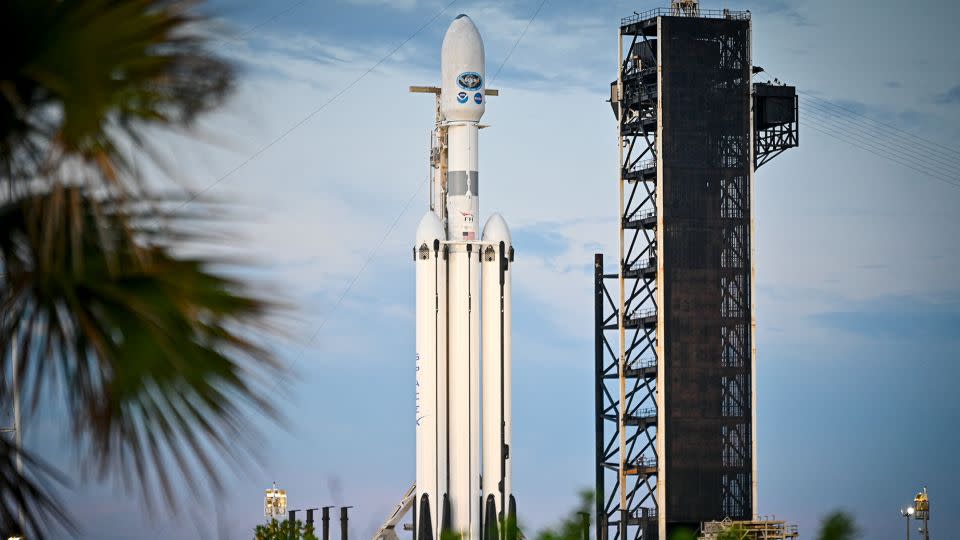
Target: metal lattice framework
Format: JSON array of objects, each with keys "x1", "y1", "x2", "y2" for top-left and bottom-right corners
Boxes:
[
  {"x1": 597, "y1": 10, "x2": 798, "y2": 539},
  {"x1": 754, "y1": 84, "x2": 799, "y2": 169},
  {"x1": 595, "y1": 16, "x2": 662, "y2": 540}
]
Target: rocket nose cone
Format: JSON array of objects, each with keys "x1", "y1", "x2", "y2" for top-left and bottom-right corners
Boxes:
[
  {"x1": 481, "y1": 213, "x2": 512, "y2": 245},
  {"x1": 451, "y1": 13, "x2": 477, "y2": 30},
  {"x1": 442, "y1": 13, "x2": 483, "y2": 50},
  {"x1": 441, "y1": 13, "x2": 484, "y2": 121},
  {"x1": 416, "y1": 211, "x2": 445, "y2": 244}
]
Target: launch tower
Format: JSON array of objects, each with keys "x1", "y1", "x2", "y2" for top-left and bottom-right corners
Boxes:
[{"x1": 594, "y1": 3, "x2": 798, "y2": 540}]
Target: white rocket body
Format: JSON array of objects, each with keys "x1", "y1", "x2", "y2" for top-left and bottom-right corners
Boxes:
[
  {"x1": 413, "y1": 14, "x2": 514, "y2": 540},
  {"x1": 481, "y1": 214, "x2": 513, "y2": 521},
  {"x1": 441, "y1": 14, "x2": 483, "y2": 242},
  {"x1": 415, "y1": 212, "x2": 447, "y2": 538},
  {"x1": 446, "y1": 242, "x2": 480, "y2": 539}
]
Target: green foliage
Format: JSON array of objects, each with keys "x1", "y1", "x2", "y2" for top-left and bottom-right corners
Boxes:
[
  {"x1": 254, "y1": 519, "x2": 319, "y2": 540},
  {"x1": 717, "y1": 524, "x2": 747, "y2": 540},
  {"x1": 1, "y1": 0, "x2": 233, "y2": 188},
  {"x1": 0, "y1": 1, "x2": 282, "y2": 538},
  {"x1": 667, "y1": 528, "x2": 698, "y2": 540},
  {"x1": 440, "y1": 529, "x2": 464, "y2": 540},
  {"x1": 816, "y1": 512, "x2": 858, "y2": 540},
  {"x1": 535, "y1": 489, "x2": 593, "y2": 540}
]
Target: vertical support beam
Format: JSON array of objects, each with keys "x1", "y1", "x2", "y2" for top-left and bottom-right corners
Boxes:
[
  {"x1": 322, "y1": 506, "x2": 332, "y2": 540},
  {"x1": 594, "y1": 254, "x2": 606, "y2": 540},
  {"x1": 616, "y1": 26, "x2": 628, "y2": 540},
  {"x1": 654, "y1": 16, "x2": 666, "y2": 540},
  {"x1": 341, "y1": 506, "x2": 351, "y2": 540},
  {"x1": 747, "y1": 18, "x2": 759, "y2": 521}
]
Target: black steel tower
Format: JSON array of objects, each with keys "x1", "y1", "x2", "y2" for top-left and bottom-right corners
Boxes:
[{"x1": 595, "y1": 4, "x2": 798, "y2": 540}]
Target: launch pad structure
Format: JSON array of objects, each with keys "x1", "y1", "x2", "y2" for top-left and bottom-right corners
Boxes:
[
  {"x1": 595, "y1": 4, "x2": 798, "y2": 540},
  {"x1": 699, "y1": 518, "x2": 799, "y2": 540}
]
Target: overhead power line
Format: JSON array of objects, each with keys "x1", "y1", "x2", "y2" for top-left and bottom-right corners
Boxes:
[
  {"x1": 491, "y1": 0, "x2": 548, "y2": 83},
  {"x1": 179, "y1": 0, "x2": 460, "y2": 208},
  {"x1": 799, "y1": 96, "x2": 960, "y2": 172},
  {"x1": 799, "y1": 90, "x2": 960, "y2": 159},
  {"x1": 211, "y1": 0, "x2": 313, "y2": 51},
  {"x1": 759, "y1": 71, "x2": 960, "y2": 189},
  {"x1": 304, "y1": 173, "x2": 430, "y2": 346},
  {"x1": 801, "y1": 104, "x2": 960, "y2": 182},
  {"x1": 798, "y1": 116, "x2": 960, "y2": 189}
]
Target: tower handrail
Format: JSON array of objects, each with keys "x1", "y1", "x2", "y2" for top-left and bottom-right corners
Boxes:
[
  {"x1": 627, "y1": 357, "x2": 657, "y2": 370},
  {"x1": 621, "y1": 8, "x2": 750, "y2": 26}
]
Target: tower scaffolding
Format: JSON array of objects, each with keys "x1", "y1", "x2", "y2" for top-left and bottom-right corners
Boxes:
[{"x1": 596, "y1": 5, "x2": 798, "y2": 540}]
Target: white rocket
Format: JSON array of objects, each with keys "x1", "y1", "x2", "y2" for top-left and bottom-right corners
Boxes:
[{"x1": 414, "y1": 14, "x2": 515, "y2": 540}]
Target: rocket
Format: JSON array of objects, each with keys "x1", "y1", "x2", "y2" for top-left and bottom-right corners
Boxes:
[{"x1": 414, "y1": 14, "x2": 516, "y2": 540}]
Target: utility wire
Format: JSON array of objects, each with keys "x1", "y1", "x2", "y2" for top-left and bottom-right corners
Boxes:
[
  {"x1": 799, "y1": 116, "x2": 960, "y2": 189},
  {"x1": 802, "y1": 119, "x2": 960, "y2": 189},
  {"x1": 800, "y1": 95, "x2": 960, "y2": 170},
  {"x1": 799, "y1": 96, "x2": 960, "y2": 173},
  {"x1": 178, "y1": 0, "x2": 460, "y2": 208},
  {"x1": 759, "y1": 71, "x2": 960, "y2": 188},
  {"x1": 801, "y1": 104, "x2": 960, "y2": 182},
  {"x1": 213, "y1": 0, "x2": 312, "y2": 49},
  {"x1": 800, "y1": 90, "x2": 960, "y2": 159},
  {"x1": 303, "y1": 174, "x2": 430, "y2": 346},
  {"x1": 800, "y1": 103, "x2": 960, "y2": 182},
  {"x1": 798, "y1": 100, "x2": 960, "y2": 185},
  {"x1": 491, "y1": 0, "x2": 548, "y2": 83}
]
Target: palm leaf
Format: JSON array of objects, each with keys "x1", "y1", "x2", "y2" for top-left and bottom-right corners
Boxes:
[
  {"x1": 0, "y1": 187, "x2": 283, "y2": 534},
  {"x1": 0, "y1": 436, "x2": 74, "y2": 538},
  {"x1": 0, "y1": 0, "x2": 233, "y2": 194},
  {"x1": 0, "y1": 1, "x2": 281, "y2": 536}
]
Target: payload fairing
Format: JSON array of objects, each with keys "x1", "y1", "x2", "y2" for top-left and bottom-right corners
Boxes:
[{"x1": 414, "y1": 14, "x2": 516, "y2": 540}]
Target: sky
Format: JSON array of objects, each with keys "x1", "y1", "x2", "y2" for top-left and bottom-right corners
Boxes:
[{"x1": 24, "y1": 0, "x2": 960, "y2": 539}]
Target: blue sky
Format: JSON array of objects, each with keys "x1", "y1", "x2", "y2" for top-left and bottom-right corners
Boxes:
[{"x1": 26, "y1": 0, "x2": 960, "y2": 538}]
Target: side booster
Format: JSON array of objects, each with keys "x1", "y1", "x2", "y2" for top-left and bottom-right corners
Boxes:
[{"x1": 414, "y1": 14, "x2": 516, "y2": 540}]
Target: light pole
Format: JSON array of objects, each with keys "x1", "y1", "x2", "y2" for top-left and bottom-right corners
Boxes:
[{"x1": 900, "y1": 506, "x2": 914, "y2": 540}]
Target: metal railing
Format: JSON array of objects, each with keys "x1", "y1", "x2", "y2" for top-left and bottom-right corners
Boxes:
[
  {"x1": 637, "y1": 158, "x2": 656, "y2": 172},
  {"x1": 627, "y1": 306, "x2": 657, "y2": 320},
  {"x1": 628, "y1": 407, "x2": 657, "y2": 420},
  {"x1": 623, "y1": 82, "x2": 657, "y2": 98},
  {"x1": 631, "y1": 455, "x2": 657, "y2": 468},
  {"x1": 623, "y1": 159, "x2": 656, "y2": 178},
  {"x1": 632, "y1": 506, "x2": 658, "y2": 519},
  {"x1": 627, "y1": 357, "x2": 657, "y2": 371},
  {"x1": 630, "y1": 257, "x2": 657, "y2": 272},
  {"x1": 621, "y1": 8, "x2": 750, "y2": 26}
]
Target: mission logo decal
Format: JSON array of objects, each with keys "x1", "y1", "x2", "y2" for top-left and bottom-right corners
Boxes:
[
  {"x1": 457, "y1": 91, "x2": 468, "y2": 103},
  {"x1": 474, "y1": 92, "x2": 483, "y2": 104},
  {"x1": 457, "y1": 71, "x2": 483, "y2": 90}
]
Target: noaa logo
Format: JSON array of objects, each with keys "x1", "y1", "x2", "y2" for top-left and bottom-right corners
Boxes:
[
  {"x1": 474, "y1": 92, "x2": 483, "y2": 105},
  {"x1": 457, "y1": 72, "x2": 483, "y2": 90},
  {"x1": 457, "y1": 91, "x2": 468, "y2": 104}
]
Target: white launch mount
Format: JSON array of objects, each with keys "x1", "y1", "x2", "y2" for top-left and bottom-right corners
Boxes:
[{"x1": 375, "y1": 14, "x2": 516, "y2": 540}]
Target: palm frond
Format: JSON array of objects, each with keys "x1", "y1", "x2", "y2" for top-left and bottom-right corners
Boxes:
[
  {"x1": 0, "y1": 434, "x2": 74, "y2": 538},
  {"x1": 0, "y1": 186, "x2": 283, "y2": 530},
  {"x1": 0, "y1": 0, "x2": 234, "y2": 194}
]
